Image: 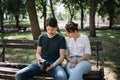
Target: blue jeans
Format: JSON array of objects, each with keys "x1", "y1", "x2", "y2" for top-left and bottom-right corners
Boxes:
[
  {"x1": 66, "y1": 56, "x2": 91, "y2": 80},
  {"x1": 15, "y1": 62, "x2": 67, "y2": 80}
]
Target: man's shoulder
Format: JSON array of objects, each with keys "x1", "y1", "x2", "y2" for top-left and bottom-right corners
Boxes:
[
  {"x1": 56, "y1": 33, "x2": 65, "y2": 38},
  {"x1": 39, "y1": 33, "x2": 47, "y2": 37},
  {"x1": 38, "y1": 34, "x2": 48, "y2": 40}
]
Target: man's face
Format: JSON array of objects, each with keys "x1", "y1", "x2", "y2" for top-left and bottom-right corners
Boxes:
[{"x1": 46, "y1": 26, "x2": 57, "y2": 36}]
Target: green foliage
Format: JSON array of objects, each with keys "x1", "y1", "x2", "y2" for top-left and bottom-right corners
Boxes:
[
  {"x1": 3, "y1": 0, "x2": 26, "y2": 19},
  {"x1": 97, "y1": 0, "x2": 120, "y2": 18}
]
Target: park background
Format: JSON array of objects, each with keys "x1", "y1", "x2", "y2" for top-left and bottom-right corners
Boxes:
[{"x1": 0, "y1": 0, "x2": 120, "y2": 80}]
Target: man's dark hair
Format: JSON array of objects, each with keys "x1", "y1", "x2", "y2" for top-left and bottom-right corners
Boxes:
[{"x1": 45, "y1": 17, "x2": 58, "y2": 28}]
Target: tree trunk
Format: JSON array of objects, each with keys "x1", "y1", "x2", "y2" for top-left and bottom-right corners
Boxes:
[
  {"x1": 43, "y1": 10, "x2": 47, "y2": 31},
  {"x1": 26, "y1": 0, "x2": 41, "y2": 40},
  {"x1": 81, "y1": 8, "x2": 84, "y2": 29},
  {"x1": 15, "y1": 14, "x2": 19, "y2": 28},
  {"x1": 50, "y1": 0, "x2": 55, "y2": 18},
  {"x1": 0, "y1": 0, "x2": 4, "y2": 33},
  {"x1": 42, "y1": 0, "x2": 47, "y2": 31},
  {"x1": 109, "y1": 14, "x2": 113, "y2": 29},
  {"x1": 89, "y1": 0, "x2": 97, "y2": 37}
]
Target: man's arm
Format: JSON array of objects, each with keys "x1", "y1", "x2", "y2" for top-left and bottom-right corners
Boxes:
[
  {"x1": 46, "y1": 49, "x2": 65, "y2": 71},
  {"x1": 51, "y1": 49, "x2": 65, "y2": 67},
  {"x1": 36, "y1": 46, "x2": 42, "y2": 63}
]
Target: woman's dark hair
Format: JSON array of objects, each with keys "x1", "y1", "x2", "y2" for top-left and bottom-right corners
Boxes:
[
  {"x1": 65, "y1": 22, "x2": 78, "y2": 33},
  {"x1": 45, "y1": 17, "x2": 58, "y2": 28}
]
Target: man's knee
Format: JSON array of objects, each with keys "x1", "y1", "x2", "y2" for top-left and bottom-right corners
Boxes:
[
  {"x1": 15, "y1": 71, "x2": 25, "y2": 80},
  {"x1": 55, "y1": 73, "x2": 67, "y2": 80},
  {"x1": 15, "y1": 71, "x2": 22, "y2": 80}
]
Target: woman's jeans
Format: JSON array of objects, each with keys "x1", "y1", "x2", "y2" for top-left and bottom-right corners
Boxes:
[
  {"x1": 15, "y1": 62, "x2": 67, "y2": 80},
  {"x1": 66, "y1": 56, "x2": 91, "y2": 80}
]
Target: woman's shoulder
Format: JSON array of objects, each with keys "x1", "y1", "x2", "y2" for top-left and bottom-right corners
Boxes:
[
  {"x1": 80, "y1": 34, "x2": 88, "y2": 38},
  {"x1": 65, "y1": 36, "x2": 70, "y2": 40}
]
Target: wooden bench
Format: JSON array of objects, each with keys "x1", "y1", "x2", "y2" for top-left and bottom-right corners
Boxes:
[
  {"x1": 18, "y1": 26, "x2": 28, "y2": 32},
  {"x1": 0, "y1": 39, "x2": 104, "y2": 80},
  {"x1": 3, "y1": 26, "x2": 28, "y2": 32}
]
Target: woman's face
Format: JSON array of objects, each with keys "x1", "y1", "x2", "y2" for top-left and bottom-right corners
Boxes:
[{"x1": 65, "y1": 29, "x2": 74, "y2": 37}]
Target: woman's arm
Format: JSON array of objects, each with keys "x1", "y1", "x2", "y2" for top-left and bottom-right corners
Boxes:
[{"x1": 77, "y1": 54, "x2": 90, "y2": 63}]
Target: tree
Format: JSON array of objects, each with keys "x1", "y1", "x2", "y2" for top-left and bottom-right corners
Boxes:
[
  {"x1": 89, "y1": 0, "x2": 97, "y2": 37},
  {"x1": 78, "y1": 0, "x2": 89, "y2": 29},
  {"x1": 62, "y1": 0, "x2": 78, "y2": 21},
  {"x1": 26, "y1": 0, "x2": 41, "y2": 40},
  {"x1": 4, "y1": 0, "x2": 26, "y2": 28},
  {"x1": 97, "y1": 0, "x2": 120, "y2": 29}
]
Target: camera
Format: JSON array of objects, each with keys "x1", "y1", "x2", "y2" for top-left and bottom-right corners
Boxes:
[{"x1": 39, "y1": 59, "x2": 50, "y2": 71}]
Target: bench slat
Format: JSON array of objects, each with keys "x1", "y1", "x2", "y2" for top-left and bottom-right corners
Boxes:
[
  {"x1": 0, "y1": 73, "x2": 15, "y2": 80},
  {"x1": 0, "y1": 67, "x2": 19, "y2": 74},
  {"x1": 90, "y1": 41, "x2": 102, "y2": 46},
  {"x1": 2, "y1": 39, "x2": 37, "y2": 44},
  {"x1": 91, "y1": 46, "x2": 103, "y2": 51},
  {"x1": 0, "y1": 67, "x2": 54, "y2": 80},
  {"x1": 0, "y1": 73, "x2": 53, "y2": 80},
  {"x1": 5, "y1": 44, "x2": 37, "y2": 49}
]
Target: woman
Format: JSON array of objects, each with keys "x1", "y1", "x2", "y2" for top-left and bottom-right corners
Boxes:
[{"x1": 65, "y1": 22, "x2": 91, "y2": 80}]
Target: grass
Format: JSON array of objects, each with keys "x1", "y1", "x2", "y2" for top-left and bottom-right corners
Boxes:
[{"x1": 0, "y1": 29, "x2": 120, "y2": 79}]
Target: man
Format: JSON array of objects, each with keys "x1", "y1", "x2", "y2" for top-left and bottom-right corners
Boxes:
[{"x1": 15, "y1": 17, "x2": 67, "y2": 80}]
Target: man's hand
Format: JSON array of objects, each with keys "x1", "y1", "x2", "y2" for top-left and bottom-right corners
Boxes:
[
  {"x1": 45, "y1": 65, "x2": 54, "y2": 71},
  {"x1": 38, "y1": 60, "x2": 43, "y2": 67}
]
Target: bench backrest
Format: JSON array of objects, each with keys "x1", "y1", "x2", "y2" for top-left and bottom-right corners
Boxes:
[
  {"x1": 2, "y1": 39, "x2": 37, "y2": 49},
  {"x1": 0, "y1": 39, "x2": 37, "y2": 62},
  {"x1": 1, "y1": 39, "x2": 103, "y2": 51},
  {"x1": 0, "y1": 39, "x2": 103, "y2": 68},
  {"x1": 90, "y1": 41, "x2": 103, "y2": 51},
  {"x1": 90, "y1": 41, "x2": 103, "y2": 68}
]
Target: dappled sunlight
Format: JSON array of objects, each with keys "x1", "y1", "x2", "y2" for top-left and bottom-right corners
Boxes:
[
  {"x1": 5, "y1": 49, "x2": 36, "y2": 63},
  {"x1": 104, "y1": 67, "x2": 117, "y2": 80},
  {"x1": 90, "y1": 60, "x2": 117, "y2": 80},
  {"x1": 1, "y1": 32, "x2": 33, "y2": 40},
  {"x1": 110, "y1": 36, "x2": 115, "y2": 38}
]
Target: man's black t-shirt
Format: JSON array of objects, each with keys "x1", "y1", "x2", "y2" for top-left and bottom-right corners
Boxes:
[{"x1": 37, "y1": 33, "x2": 66, "y2": 62}]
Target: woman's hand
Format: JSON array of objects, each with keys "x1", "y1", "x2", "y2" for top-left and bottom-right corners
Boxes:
[{"x1": 70, "y1": 60, "x2": 78, "y2": 68}]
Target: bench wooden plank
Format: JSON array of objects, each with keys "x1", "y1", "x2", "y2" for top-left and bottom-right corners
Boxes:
[
  {"x1": 5, "y1": 44, "x2": 37, "y2": 49},
  {"x1": 2, "y1": 39, "x2": 37, "y2": 44},
  {"x1": 0, "y1": 66, "x2": 103, "y2": 80},
  {"x1": 0, "y1": 73, "x2": 15, "y2": 80},
  {"x1": 0, "y1": 67, "x2": 19, "y2": 74},
  {"x1": 0, "y1": 67, "x2": 54, "y2": 80},
  {"x1": 0, "y1": 73, "x2": 54, "y2": 80}
]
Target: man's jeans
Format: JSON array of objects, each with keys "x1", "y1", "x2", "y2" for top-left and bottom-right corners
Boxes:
[
  {"x1": 15, "y1": 62, "x2": 67, "y2": 80},
  {"x1": 66, "y1": 56, "x2": 91, "y2": 80}
]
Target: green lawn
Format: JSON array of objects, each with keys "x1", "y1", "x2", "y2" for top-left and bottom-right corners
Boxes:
[{"x1": 0, "y1": 29, "x2": 120, "y2": 79}]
